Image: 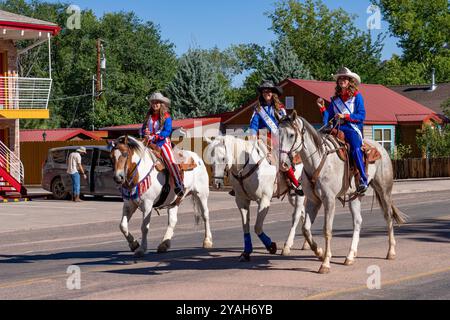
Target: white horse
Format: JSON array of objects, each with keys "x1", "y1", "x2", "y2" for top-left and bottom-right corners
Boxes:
[
  {"x1": 206, "y1": 135, "x2": 306, "y2": 261},
  {"x1": 278, "y1": 112, "x2": 407, "y2": 273},
  {"x1": 110, "y1": 135, "x2": 213, "y2": 257}
]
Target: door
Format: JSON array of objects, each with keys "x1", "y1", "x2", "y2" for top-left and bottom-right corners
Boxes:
[
  {"x1": 94, "y1": 149, "x2": 119, "y2": 195},
  {"x1": 79, "y1": 148, "x2": 93, "y2": 194}
]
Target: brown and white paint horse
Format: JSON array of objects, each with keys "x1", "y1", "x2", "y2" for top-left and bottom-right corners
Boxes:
[{"x1": 110, "y1": 135, "x2": 213, "y2": 257}]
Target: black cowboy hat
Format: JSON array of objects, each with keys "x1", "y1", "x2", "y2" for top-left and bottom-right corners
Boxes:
[{"x1": 257, "y1": 80, "x2": 283, "y2": 96}]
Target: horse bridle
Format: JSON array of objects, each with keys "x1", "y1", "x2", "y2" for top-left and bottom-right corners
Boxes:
[
  {"x1": 111, "y1": 143, "x2": 140, "y2": 188},
  {"x1": 211, "y1": 142, "x2": 230, "y2": 181},
  {"x1": 279, "y1": 119, "x2": 306, "y2": 165}
]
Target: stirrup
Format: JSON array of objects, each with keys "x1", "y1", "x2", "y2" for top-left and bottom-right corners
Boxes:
[{"x1": 356, "y1": 184, "x2": 368, "y2": 195}]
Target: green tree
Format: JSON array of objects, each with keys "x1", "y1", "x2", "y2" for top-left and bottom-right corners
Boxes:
[
  {"x1": 441, "y1": 98, "x2": 450, "y2": 118},
  {"x1": 0, "y1": 0, "x2": 177, "y2": 129},
  {"x1": 267, "y1": 0, "x2": 385, "y2": 83},
  {"x1": 166, "y1": 49, "x2": 230, "y2": 118},
  {"x1": 373, "y1": 0, "x2": 450, "y2": 83},
  {"x1": 416, "y1": 124, "x2": 450, "y2": 158},
  {"x1": 262, "y1": 36, "x2": 313, "y2": 84}
]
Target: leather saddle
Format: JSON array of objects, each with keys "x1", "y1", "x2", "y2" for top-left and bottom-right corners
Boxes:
[
  {"x1": 324, "y1": 128, "x2": 381, "y2": 185},
  {"x1": 146, "y1": 142, "x2": 197, "y2": 176}
]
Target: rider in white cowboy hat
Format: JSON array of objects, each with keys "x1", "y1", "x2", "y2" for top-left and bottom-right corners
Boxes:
[
  {"x1": 141, "y1": 92, "x2": 184, "y2": 197},
  {"x1": 317, "y1": 67, "x2": 368, "y2": 194}
]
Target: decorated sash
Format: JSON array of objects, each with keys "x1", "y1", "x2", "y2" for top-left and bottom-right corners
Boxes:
[
  {"x1": 258, "y1": 106, "x2": 280, "y2": 136},
  {"x1": 147, "y1": 117, "x2": 161, "y2": 135},
  {"x1": 332, "y1": 97, "x2": 363, "y2": 140},
  {"x1": 121, "y1": 171, "x2": 152, "y2": 201}
]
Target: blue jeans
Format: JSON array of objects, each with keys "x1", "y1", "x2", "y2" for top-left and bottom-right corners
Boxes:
[
  {"x1": 340, "y1": 125, "x2": 368, "y2": 186},
  {"x1": 71, "y1": 173, "x2": 80, "y2": 197}
]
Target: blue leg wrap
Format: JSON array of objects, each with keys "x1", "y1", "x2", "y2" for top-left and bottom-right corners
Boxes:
[
  {"x1": 258, "y1": 232, "x2": 272, "y2": 249},
  {"x1": 244, "y1": 233, "x2": 253, "y2": 253}
]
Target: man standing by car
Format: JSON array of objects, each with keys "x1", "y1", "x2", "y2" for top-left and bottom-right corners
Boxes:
[{"x1": 67, "y1": 147, "x2": 87, "y2": 202}]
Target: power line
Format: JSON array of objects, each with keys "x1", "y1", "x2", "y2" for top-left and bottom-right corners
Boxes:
[{"x1": 49, "y1": 93, "x2": 92, "y2": 101}]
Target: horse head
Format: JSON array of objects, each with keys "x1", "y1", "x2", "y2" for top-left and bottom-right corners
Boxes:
[
  {"x1": 278, "y1": 110, "x2": 303, "y2": 171},
  {"x1": 205, "y1": 136, "x2": 231, "y2": 190},
  {"x1": 110, "y1": 135, "x2": 144, "y2": 186}
]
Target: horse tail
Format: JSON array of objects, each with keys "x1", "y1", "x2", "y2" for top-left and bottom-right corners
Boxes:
[
  {"x1": 391, "y1": 203, "x2": 407, "y2": 225},
  {"x1": 373, "y1": 189, "x2": 407, "y2": 225}
]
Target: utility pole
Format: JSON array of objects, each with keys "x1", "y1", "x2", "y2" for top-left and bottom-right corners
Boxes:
[{"x1": 96, "y1": 38, "x2": 101, "y2": 100}]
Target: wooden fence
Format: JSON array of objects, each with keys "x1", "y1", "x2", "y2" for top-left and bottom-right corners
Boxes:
[{"x1": 392, "y1": 158, "x2": 450, "y2": 179}]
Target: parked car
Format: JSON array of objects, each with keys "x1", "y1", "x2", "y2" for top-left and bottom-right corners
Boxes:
[{"x1": 42, "y1": 146, "x2": 121, "y2": 199}]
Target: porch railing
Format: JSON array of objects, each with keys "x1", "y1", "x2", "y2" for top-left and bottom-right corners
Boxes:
[
  {"x1": 0, "y1": 139, "x2": 24, "y2": 185},
  {"x1": 0, "y1": 76, "x2": 52, "y2": 110}
]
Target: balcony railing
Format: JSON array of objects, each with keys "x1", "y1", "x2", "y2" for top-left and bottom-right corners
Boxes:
[{"x1": 0, "y1": 76, "x2": 52, "y2": 110}]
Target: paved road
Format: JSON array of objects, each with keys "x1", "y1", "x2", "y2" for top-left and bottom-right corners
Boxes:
[{"x1": 0, "y1": 190, "x2": 449, "y2": 300}]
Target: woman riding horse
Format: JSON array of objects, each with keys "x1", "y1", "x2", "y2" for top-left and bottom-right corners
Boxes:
[
  {"x1": 248, "y1": 80, "x2": 303, "y2": 196},
  {"x1": 317, "y1": 67, "x2": 368, "y2": 194},
  {"x1": 140, "y1": 92, "x2": 185, "y2": 197}
]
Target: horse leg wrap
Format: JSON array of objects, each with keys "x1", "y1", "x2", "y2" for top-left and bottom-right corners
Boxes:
[
  {"x1": 258, "y1": 232, "x2": 272, "y2": 250},
  {"x1": 244, "y1": 233, "x2": 253, "y2": 254}
]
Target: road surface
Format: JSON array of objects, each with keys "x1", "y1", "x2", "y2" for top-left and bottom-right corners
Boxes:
[{"x1": 0, "y1": 190, "x2": 449, "y2": 300}]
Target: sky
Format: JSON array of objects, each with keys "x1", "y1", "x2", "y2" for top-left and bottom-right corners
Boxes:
[
  {"x1": 45, "y1": 0, "x2": 402, "y2": 86},
  {"x1": 52, "y1": 0, "x2": 401, "y2": 59}
]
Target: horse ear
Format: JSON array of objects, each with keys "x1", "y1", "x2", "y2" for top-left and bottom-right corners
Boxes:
[
  {"x1": 204, "y1": 136, "x2": 213, "y2": 144},
  {"x1": 291, "y1": 110, "x2": 298, "y2": 121},
  {"x1": 124, "y1": 135, "x2": 129, "y2": 145}
]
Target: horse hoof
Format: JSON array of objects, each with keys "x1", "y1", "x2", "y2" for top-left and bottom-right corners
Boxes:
[
  {"x1": 134, "y1": 249, "x2": 145, "y2": 258},
  {"x1": 203, "y1": 239, "x2": 213, "y2": 249},
  {"x1": 239, "y1": 252, "x2": 251, "y2": 262},
  {"x1": 386, "y1": 253, "x2": 396, "y2": 260},
  {"x1": 129, "y1": 240, "x2": 140, "y2": 252},
  {"x1": 315, "y1": 248, "x2": 324, "y2": 261},
  {"x1": 344, "y1": 258, "x2": 355, "y2": 266},
  {"x1": 268, "y1": 242, "x2": 277, "y2": 255},
  {"x1": 318, "y1": 265, "x2": 331, "y2": 274},
  {"x1": 281, "y1": 247, "x2": 291, "y2": 256},
  {"x1": 157, "y1": 240, "x2": 171, "y2": 253}
]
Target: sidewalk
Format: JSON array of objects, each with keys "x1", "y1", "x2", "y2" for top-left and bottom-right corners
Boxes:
[{"x1": 24, "y1": 178, "x2": 450, "y2": 198}]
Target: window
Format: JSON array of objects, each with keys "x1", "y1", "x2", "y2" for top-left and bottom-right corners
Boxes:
[
  {"x1": 51, "y1": 150, "x2": 68, "y2": 164},
  {"x1": 98, "y1": 151, "x2": 112, "y2": 167},
  {"x1": 81, "y1": 149, "x2": 93, "y2": 166},
  {"x1": 373, "y1": 126, "x2": 395, "y2": 154},
  {"x1": 285, "y1": 96, "x2": 295, "y2": 110}
]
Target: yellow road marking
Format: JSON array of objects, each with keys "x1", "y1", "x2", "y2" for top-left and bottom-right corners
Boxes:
[{"x1": 305, "y1": 266, "x2": 450, "y2": 300}]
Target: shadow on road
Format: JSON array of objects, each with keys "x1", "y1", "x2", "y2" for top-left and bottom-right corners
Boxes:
[
  {"x1": 0, "y1": 246, "x2": 320, "y2": 274},
  {"x1": 331, "y1": 218, "x2": 450, "y2": 244}
]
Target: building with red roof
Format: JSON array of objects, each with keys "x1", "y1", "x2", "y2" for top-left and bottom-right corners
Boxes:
[
  {"x1": 223, "y1": 79, "x2": 443, "y2": 157},
  {"x1": 20, "y1": 128, "x2": 105, "y2": 142},
  {"x1": 100, "y1": 117, "x2": 223, "y2": 139}
]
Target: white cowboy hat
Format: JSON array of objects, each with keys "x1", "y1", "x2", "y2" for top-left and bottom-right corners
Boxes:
[
  {"x1": 333, "y1": 67, "x2": 361, "y2": 85},
  {"x1": 147, "y1": 92, "x2": 171, "y2": 106},
  {"x1": 76, "y1": 146, "x2": 87, "y2": 154}
]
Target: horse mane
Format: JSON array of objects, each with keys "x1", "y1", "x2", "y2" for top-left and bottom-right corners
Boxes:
[
  {"x1": 299, "y1": 116, "x2": 324, "y2": 152},
  {"x1": 117, "y1": 135, "x2": 145, "y2": 157}
]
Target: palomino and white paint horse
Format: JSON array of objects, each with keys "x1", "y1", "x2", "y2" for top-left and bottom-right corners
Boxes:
[
  {"x1": 278, "y1": 112, "x2": 407, "y2": 273},
  {"x1": 110, "y1": 135, "x2": 213, "y2": 257},
  {"x1": 206, "y1": 135, "x2": 306, "y2": 261}
]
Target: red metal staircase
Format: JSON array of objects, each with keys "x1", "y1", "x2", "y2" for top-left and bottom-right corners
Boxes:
[{"x1": 0, "y1": 140, "x2": 27, "y2": 198}]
